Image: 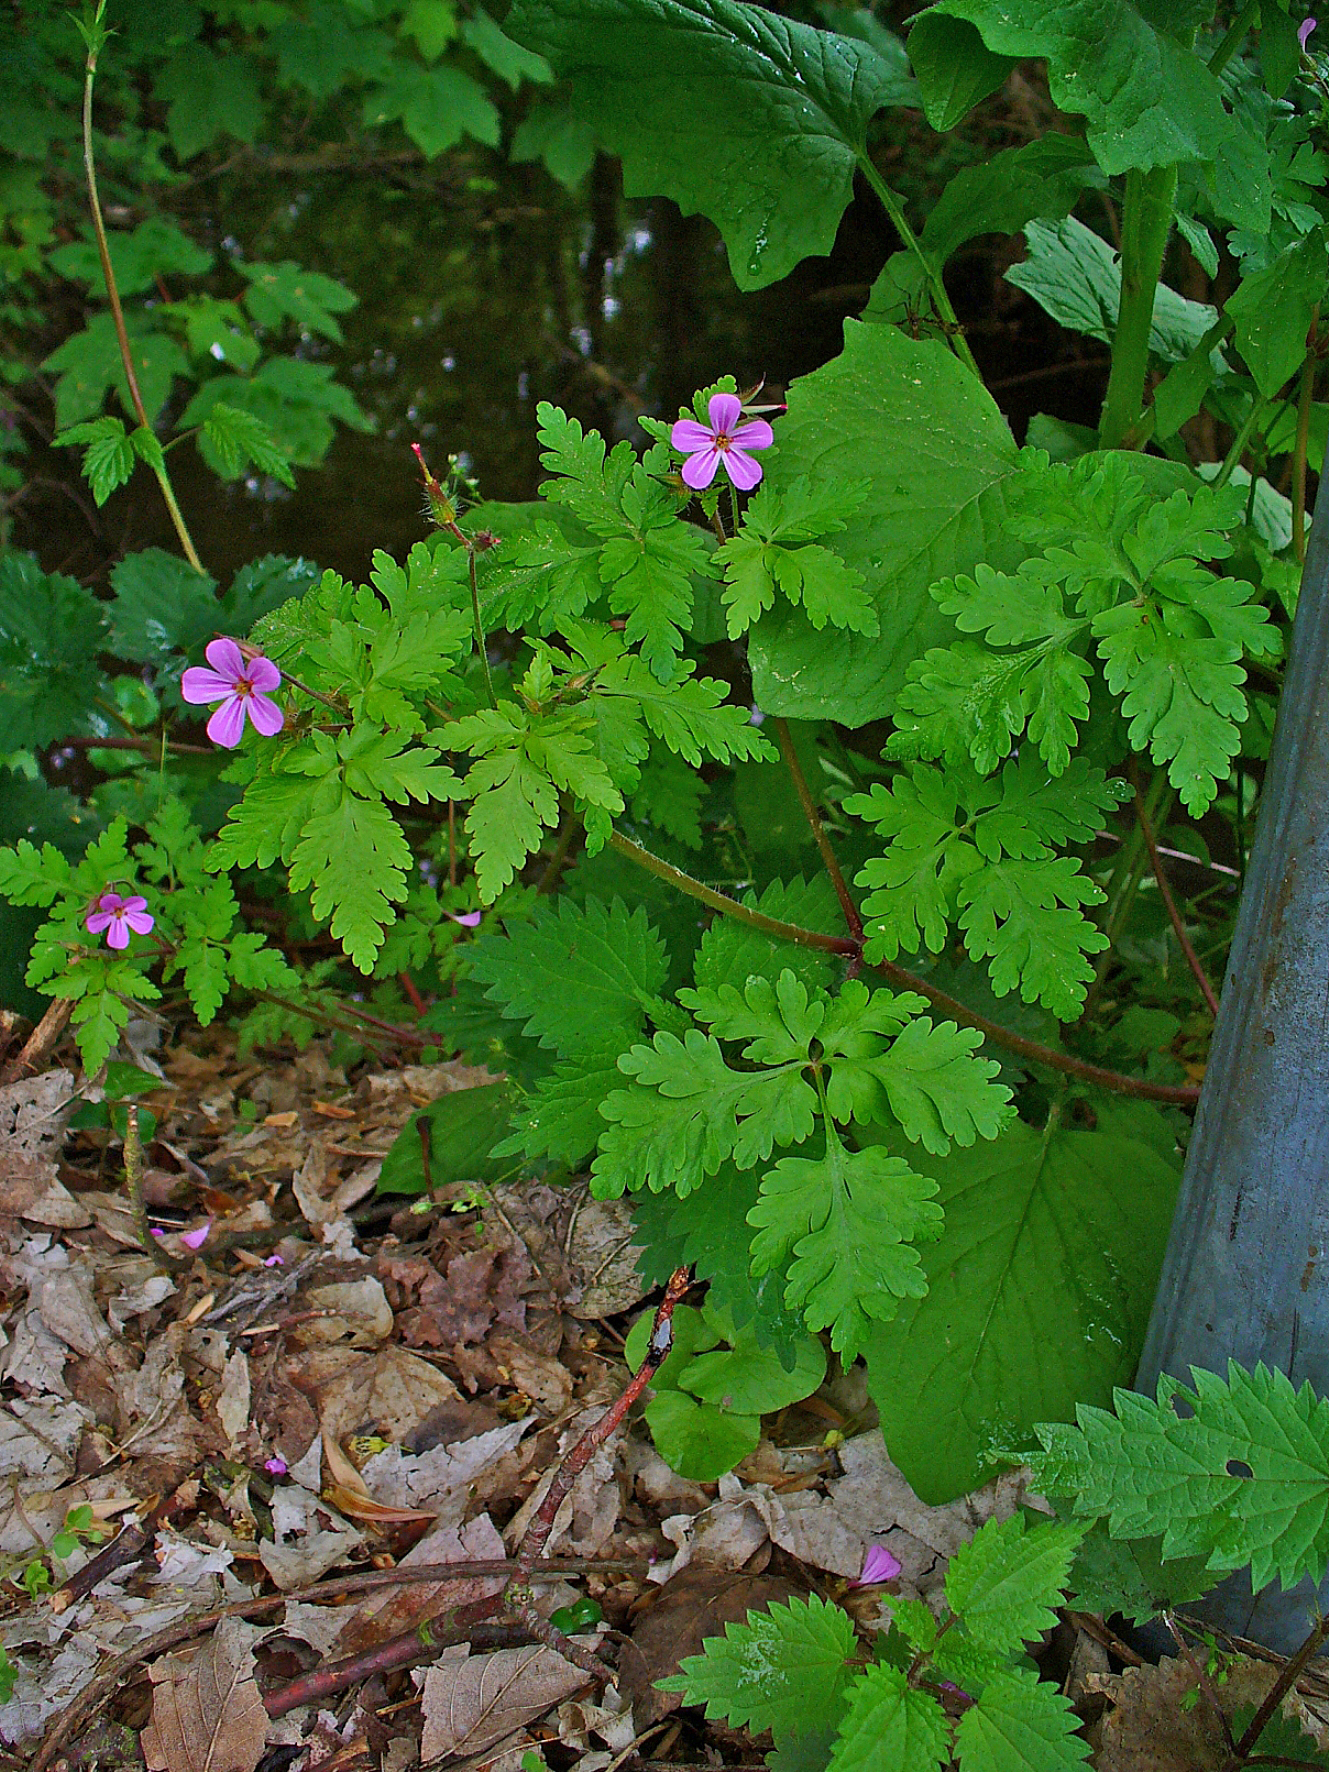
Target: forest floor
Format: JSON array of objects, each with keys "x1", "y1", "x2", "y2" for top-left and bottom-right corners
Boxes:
[{"x1": 0, "y1": 1012, "x2": 1325, "y2": 1772}]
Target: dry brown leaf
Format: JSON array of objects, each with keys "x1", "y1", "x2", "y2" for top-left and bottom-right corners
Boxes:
[
  {"x1": 1095, "y1": 1652, "x2": 1329, "y2": 1771},
  {"x1": 420, "y1": 1643, "x2": 593, "y2": 1759},
  {"x1": 564, "y1": 1196, "x2": 646, "y2": 1319},
  {"x1": 329, "y1": 1513, "x2": 506, "y2": 1657},
  {"x1": 141, "y1": 1616, "x2": 269, "y2": 1772},
  {"x1": 0, "y1": 1068, "x2": 77, "y2": 1171},
  {"x1": 618, "y1": 1565, "x2": 802, "y2": 1726}
]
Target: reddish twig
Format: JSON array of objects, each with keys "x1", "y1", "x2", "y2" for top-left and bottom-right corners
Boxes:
[
  {"x1": 773, "y1": 717, "x2": 862, "y2": 941},
  {"x1": 1130, "y1": 764, "x2": 1220, "y2": 1018},
  {"x1": 0, "y1": 998, "x2": 72, "y2": 1085}
]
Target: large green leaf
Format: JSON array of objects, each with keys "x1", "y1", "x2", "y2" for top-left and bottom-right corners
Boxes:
[
  {"x1": 0, "y1": 554, "x2": 109, "y2": 749},
  {"x1": 863, "y1": 1104, "x2": 1179, "y2": 1504},
  {"x1": 747, "y1": 322, "x2": 1020, "y2": 724},
  {"x1": 505, "y1": 0, "x2": 911, "y2": 290},
  {"x1": 910, "y1": 0, "x2": 1235, "y2": 179}
]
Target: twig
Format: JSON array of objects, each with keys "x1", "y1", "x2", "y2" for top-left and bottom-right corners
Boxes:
[
  {"x1": 1164, "y1": 1609, "x2": 1236, "y2": 1757},
  {"x1": 123, "y1": 1104, "x2": 182, "y2": 1271},
  {"x1": 0, "y1": 998, "x2": 71, "y2": 1084},
  {"x1": 1131, "y1": 764, "x2": 1220, "y2": 1017},
  {"x1": 1228, "y1": 1615, "x2": 1329, "y2": 1770},
  {"x1": 772, "y1": 717, "x2": 861, "y2": 940}
]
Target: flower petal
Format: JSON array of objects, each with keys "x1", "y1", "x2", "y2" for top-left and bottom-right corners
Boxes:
[
  {"x1": 105, "y1": 918, "x2": 130, "y2": 950},
  {"x1": 854, "y1": 1544, "x2": 902, "y2": 1586},
  {"x1": 206, "y1": 696, "x2": 248, "y2": 749},
  {"x1": 203, "y1": 637, "x2": 245, "y2": 681},
  {"x1": 681, "y1": 447, "x2": 721, "y2": 489},
  {"x1": 179, "y1": 1220, "x2": 212, "y2": 1250},
  {"x1": 181, "y1": 667, "x2": 237, "y2": 706},
  {"x1": 722, "y1": 446, "x2": 765, "y2": 491},
  {"x1": 97, "y1": 893, "x2": 125, "y2": 912},
  {"x1": 732, "y1": 418, "x2": 774, "y2": 451},
  {"x1": 247, "y1": 655, "x2": 282, "y2": 693},
  {"x1": 707, "y1": 392, "x2": 743, "y2": 433},
  {"x1": 85, "y1": 911, "x2": 113, "y2": 935},
  {"x1": 246, "y1": 692, "x2": 285, "y2": 737},
  {"x1": 671, "y1": 418, "x2": 717, "y2": 452},
  {"x1": 124, "y1": 908, "x2": 155, "y2": 935},
  {"x1": 121, "y1": 896, "x2": 148, "y2": 913}
]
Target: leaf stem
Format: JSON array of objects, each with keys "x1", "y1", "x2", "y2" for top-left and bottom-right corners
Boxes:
[
  {"x1": 123, "y1": 1103, "x2": 180, "y2": 1272},
  {"x1": 854, "y1": 154, "x2": 981, "y2": 377},
  {"x1": 607, "y1": 831, "x2": 857, "y2": 955},
  {"x1": 772, "y1": 717, "x2": 862, "y2": 940},
  {"x1": 79, "y1": 6, "x2": 205, "y2": 574},
  {"x1": 1099, "y1": 164, "x2": 1179, "y2": 450},
  {"x1": 1214, "y1": 391, "x2": 1274, "y2": 489},
  {"x1": 1131, "y1": 761, "x2": 1220, "y2": 1017},
  {"x1": 1208, "y1": 0, "x2": 1261, "y2": 75},
  {"x1": 1226, "y1": 1614, "x2": 1329, "y2": 1770},
  {"x1": 608, "y1": 830, "x2": 1201, "y2": 1104}
]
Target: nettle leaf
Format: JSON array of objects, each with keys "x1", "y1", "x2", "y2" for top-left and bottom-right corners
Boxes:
[
  {"x1": 494, "y1": 1059, "x2": 625, "y2": 1164},
  {"x1": 109, "y1": 548, "x2": 220, "y2": 670},
  {"x1": 659, "y1": 1594, "x2": 857, "y2": 1738},
  {"x1": 912, "y1": 0, "x2": 1233, "y2": 181},
  {"x1": 1006, "y1": 218, "x2": 1218, "y2": 364},
  {"x1": 1227, "y1": 228, "x2": 1329, "y2": 397},
  {"x1": 748, "y1": 1135, "x2": 941, "y2": 1359},
  {"x1": 466, "y1": 895, "x2": 668, "y2": 1059},
  {"x1": 693, "y1": 875, "x2": 843, "y2": 997},
  {"x1": 0, "y1": 553, "x2": 109, "y2": 749},
  {"x1": 828, "y1": 1665, "x2": 949, "y2": 1772},
  {"x1": 850, "y1": 757, "x2": 1117, "y2": 1019},
  {"x1": 362, "y1": 61, "x2": 500, "y2": 157},
  {"x1": 1029, "y1": 1362, "x2": 1329, "y2": 1594},
  {"x1": 747, "y1": 323, "x2": 1022, "y2": 724},
  {"x1": 944, "y1": 1515, "x2": 1083, "y2": 1656},
  {"x1": 865, "y1": 1105, "x2": 1180, "y2": 1504},
  {"x1": 505, "y1": 0, "x2": 910, "y2": 290},
  {"x1": 953, "y1": 1670, "x2": 1091, "y2": 1772}
]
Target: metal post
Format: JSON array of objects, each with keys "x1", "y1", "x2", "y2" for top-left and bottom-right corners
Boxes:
[{"x1": 1135, "y1": 435, "x2": 1329, "y2": 1648}]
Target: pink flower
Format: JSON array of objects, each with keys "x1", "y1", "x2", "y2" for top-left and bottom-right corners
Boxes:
[
  {"x1": 263, "y1": 1253, "x2": 285, "y2": 1267},
  {"x1": 671, "y1": 393, "x2": 774, "y2": 492},
  {"x1": 264, "y1": 1456, "x2": 288, "y2": 1477},
  {"x1": 852, "y1": 1544, "x2": 902, "y2": 1586},
  {"x1": 1300, "y1": 16, "x2": 1318, "y2": 48},
  {"x1": 85, "y1": 892, "x2": 154, "y2": 950},
  {"x1": 181, "y1": 638, "x2": 284, "y2": 749},
  {"x1": 449, "y1": 909, "x2": 483, "y2": 927},
  {"x1": 179, "y1": 1220, "x2": 212, "y2": 1250}
]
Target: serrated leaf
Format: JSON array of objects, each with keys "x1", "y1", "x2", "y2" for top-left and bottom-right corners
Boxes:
[
  {"x1": 287, "y1": 789, "x2": 413, "y2": 971},
  {"x1": 953, "y1": 1669, "x2": 1090, "y2": 1772},
  {"x1": 494, "y1": 1060, "x2": 625, "y2": 1164},
  {"x1": 237, "y1": 260, "x2": 358, "y2": 344},
  {"x1": 505, "y1": 0, "x2": 909, "y2": 290},
  {"x1": 201, "y1": 402, "x2": 296, "y2": 488},
  {"x1": 43, "y1": 312, "x2": 189, "y2": 428},
  {"x1": 460, "y1": 8, "x2": 552, "y2": 86},
  {"x1": 748, "y1": 1136, "x2": 942, "y2": 1359},
  {"x1": 362, "y1": 61, "x2": 500, "y2": 157},
  {"x1": 828, "y1": 1665, "x2": 950, "y2": 1772},
  {"x1": 693, "y1": 876, "x2": 843, "y2": 998},
  {"x1": 865, "y1": 1106, "x2": 1180, "y2": 1504},
  {"x1": 53, "y1": 416, "x2": 135, "y2": 505},
  {"x1": 108, "y1": 548, "x2": 220, "y2": 672},
  {"x1": 944, "y1": 1515, "x2": 1083, "y2": 1654},
  {"x1": 660, "y1": 1594, "x2": 857, "y2": 1738},
  {"x1": 0, "y1": 553, "x2": 109, "y2": 748},
  {"x1": 467, "y1": 895, "x2": 667, "y2": 1059}
]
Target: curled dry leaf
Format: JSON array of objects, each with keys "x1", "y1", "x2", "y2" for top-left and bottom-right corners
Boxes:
[
  {"x1": 141, "y1": 1616, "x2": 269, "y2": 1772},
  {"x1": 420, "y1": 1642, "x2": 595, "y2": 1760}
]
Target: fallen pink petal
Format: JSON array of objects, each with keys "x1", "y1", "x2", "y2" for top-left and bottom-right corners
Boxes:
[
  {"x1": 265, "y1": 1456, "x2": 288, "y2": 1476},
  {"x1": 263, "y1": 1253, "x2": 285, "y2": 1267},
  {"x1": 85, "y1": 892, "x2": 154, "y2": 950},
  {"x1": 179, "y1": 1221, "x2": 212, "y2": 1250},
  {"x1": 182, "y1": 637, "x2": 285, "y2": 749},
  {"x1": 853, "y1": 1544, "x2": 902, "y2": 1586},
  {"x1": 450, "y1": 909, "x2": 483, "y2": 927},
  {"x1": 671, "y1": 391, "x2": 774, "y2": 492}
]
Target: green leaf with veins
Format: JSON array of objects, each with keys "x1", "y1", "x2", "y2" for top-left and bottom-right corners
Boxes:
[
  {"x1": 955, "y1": 1670, "x2": 1092, "y2": 1771},
  {"x1": 715, "y1": 478, "x2": 877, "y2": 638},
  {"x1": 748, "y1": 1133, "x2": 942, "y2": 1359},
  {"x1": 660, "y1": 1594, "x2": 858, "y2": 1738},
  {"x1": 504, "y1": 0, "x2": 912, "y2": 289},
  {"x1": 827, "y1": 1665, "x2": 949, "y2": 1772},
  {"x1": 944, "y1": 1514, "x2": 1084, "y2": 1655}
]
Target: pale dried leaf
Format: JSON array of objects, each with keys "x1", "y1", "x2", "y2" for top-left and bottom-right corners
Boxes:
[
  {"x1": 565, "y1": 1197, "x2": 646, "y2": 1318},
  {"x1": 329, "y1": 1513, "x2": 506, "y2": 1657},
  {"x1": 420, "y1": 1644, "x2": 592, "y2": 1759},
  {"x1": 216, "y1": 1350, "x2": 251, "y2": 1447},
  {"x1": 300, "y1": 1278, "x2": 394, "y2": 1344},
  {"x1": 0, "y1": 1070, "x2": 76, "y2": 1167},
  {"x1": 141, "y1": 1616, "x2": 268, "y2": 1772}
]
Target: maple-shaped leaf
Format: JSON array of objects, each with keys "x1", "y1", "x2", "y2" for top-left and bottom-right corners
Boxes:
[
  {"x1": 466, "y1": 895, "x2": 668, "y2": 1059},
  {"x1": 953, "y1": 1669, "x2": 1091, "y2": 1772},
  {"x1": 592, "y1": 1028, "x2": 818, "y2": 1197},
  {"x1": 1028, "y1": 1362, "x2": 1329, "y2": 1594},
  {"x1": 659, "y1": 1594, "x2": 857, "y2": 1740},
  {"x1": 716, "y1": 478, "x2": 877, "y2": 638},
  {"x1": 851, "y1": 756, "x2": 1117, "y2": 1016},
  {"x1": 748, "y1": 1133, "x2": 942, "y2": 1359},
  {"x1": 828, "y1": 1665, "x2": 950, "y2": 1772},
  {"x1": 944, "y1": 1514, "x2": 1084, "y2": 1656},
  {"x1": 236, "y1": 259, "x2": 357, "y2": 343}
]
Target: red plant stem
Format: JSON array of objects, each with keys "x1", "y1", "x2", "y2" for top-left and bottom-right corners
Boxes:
[
  {"x1": 773, "y1": 716, "x2": 862, "y2": 940},
  {"x1": 1130, "y1": 765, "x2": 1220, "y2": 1017},
  {"x1": 265, "y1": 1621, "x2": 522, "y2": 1718},
  {"x1": 1227, "y1": 1614, "x2": 1329, "y2": 1769},
  {"x1": 398, "y1": 971, "x2": 429, "y2": 1017}
]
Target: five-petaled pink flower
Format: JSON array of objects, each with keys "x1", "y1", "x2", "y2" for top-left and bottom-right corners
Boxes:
[
  {"x1": 85, "y1": 892, "x2": 154, "y2": 950},
  {"x1": 1300, "y1": 16, "x2": 1318, "y2": 49},
  {"x1": 852, "y1": 1544, "x2": 902, "y2": 1587},
  {"x1": 671, "y1": 392, "x2": 774, "y2": 492},
  {"x1": 182, "y1": 638, "x2": 284, "y2": 749}
]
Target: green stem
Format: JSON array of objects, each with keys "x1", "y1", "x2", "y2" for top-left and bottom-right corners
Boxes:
[
  {"x1": 855, "y1": 154, "x2": 981, "y2": 378},
  {"x1": 608, "y1": 829, "x2": 1201, "y2": 1105},
  {"x1": 607, "y1": 831, "x2": 857, "y2": 954},
  {"x1": 1291, "y1": 314, "x2": 1319, "y2": 566},
  {"x1": 1207, "y1": 0, "x2": 1261, "y2": 77},
  {"x1": 1213, "y1": 391, "x2": 1274, "y2": 489},
  {"x1": 1099, "y1": 164, "x2": 1179, "y2": 449},
  {"x1": 772, "y1": 717, "x2": 862, "y2": 939},
  {"x1": 1079, "y1": 771, "x2": 1173, "y2": 1025},
  {"x1": 466, "y1": 541, "x2": 497, "y2": 709},
  {"x1": 80, "y1": 8, "x2": 205, "y2": 575},
  {"x1": 123, "y1": 1104, "x2": 180, "y2": 1271}
]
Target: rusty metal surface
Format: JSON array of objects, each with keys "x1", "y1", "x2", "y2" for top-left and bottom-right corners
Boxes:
[{"x1": 1135, "y1": 435, "x2": 1329, "y2": 1648}]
